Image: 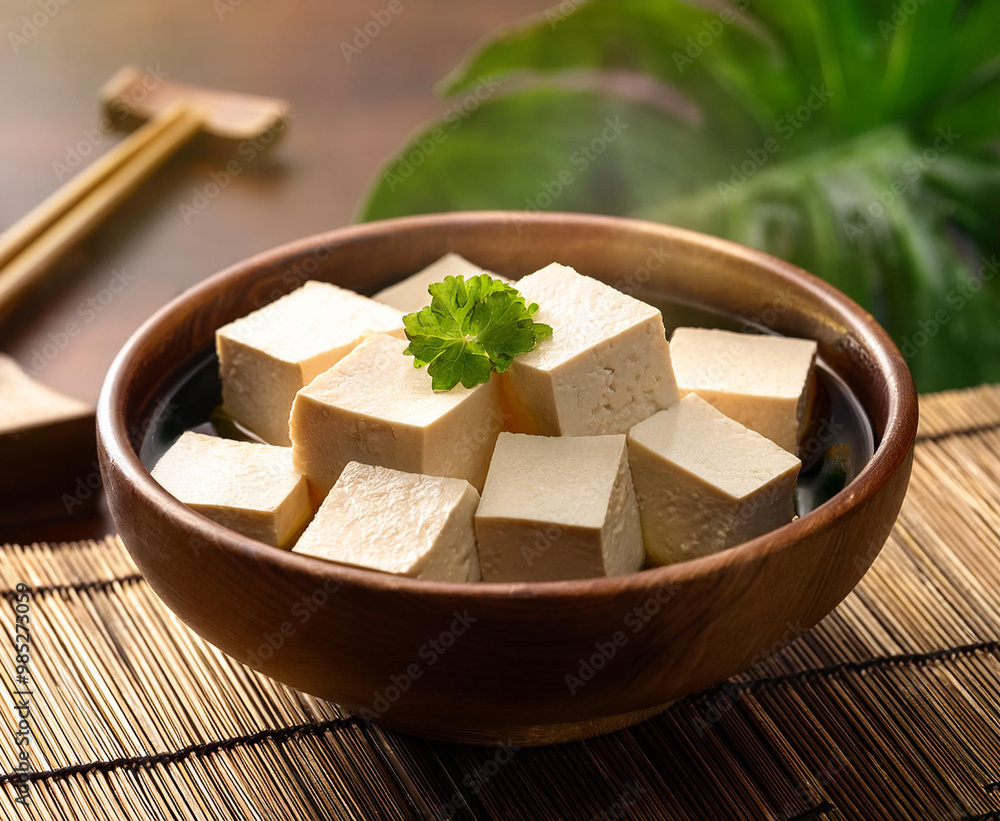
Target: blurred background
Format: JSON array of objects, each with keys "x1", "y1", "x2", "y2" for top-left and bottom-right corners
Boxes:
[
  {"x1": 1, "y1": 0, "x2": 998, "y2": 409},
  {"x1": 0, "y1": 0, "x2": 548, "y2": 406}
]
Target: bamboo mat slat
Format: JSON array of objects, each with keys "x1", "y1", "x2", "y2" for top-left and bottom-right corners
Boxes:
[{"x1": 2, "y1": 385, "x2": 999, "y2": 821}]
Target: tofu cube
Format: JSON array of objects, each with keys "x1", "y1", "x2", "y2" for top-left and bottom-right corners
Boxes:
[
  {"x1": 216, "y1": 281, "x2": 404, "y2": 445},
  {"x1": 293, "y1": 462, "x2": 481, "y2": 582},
  {"x1": 290, "y1": 333, "x2": 502, "y2": 498},
  {"x1": 627, "y1": 394, "x2": 801, "y2": 565},
  {"x1": 503, "y1": 264, "x2": 679, "y2": 436},
  {"x1": 669, "y1": 328, "x2": 817, "y2": 453},
  {"x1": 474, "y1": 432, "x2": 644, "y2": 582},
  {"x1": 373, "y1": 253, "x2": 507, "y2": 313},
  {"x1": 151, "y1": 431, "x2": 312, "y2": 548}
]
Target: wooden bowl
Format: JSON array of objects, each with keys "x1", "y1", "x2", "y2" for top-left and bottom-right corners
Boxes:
[{"x1": 97, "y1": 212, "x2": 917, "y2": 746}]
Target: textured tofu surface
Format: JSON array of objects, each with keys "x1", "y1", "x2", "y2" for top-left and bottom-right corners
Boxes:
[
  {"x1": 373, "y1": 253, "x2": 506, "y2": 313},
  {"x1": 669, "y1": 327, "x2": 817, "y2": 452},
  {"x1": 151, "y1": 431, "x2": 312, "y2": 548},
  {"x1": 0, "y1": 354, "x2": 90, "y2": 433},
  {"x1": 218, "y1": 281, "x2": 403, "y2": 365},
  {"x1": 629, "y1": 395, "x2": 802, "y2": 499},
  {"x1": 293, "y1": 462, "x2": 481, "y2": 582},
  {"x1": 475, "y1": 432, "x2": 644, "y2": 581},
  {"x1": 298, "y1": 333, "x2": 487, "y2": 426},
  {"x1": 216, "y1": 281, "x2": 404, "y2": 445},
  {"x1": 290, "y1": 334, "x2": 502, "y2": 496},
  {"x1": 476, "y1": 432, "x2": 622, "y2": 528},
  {"x1": 628, "y1": 395, "x2": 800, "y2": 565},
  {"x1": 504, "y1": 263, "x2": 679, "y2": 436},
  {"x1": 514, "y1": 265, "x2": 662, "y2": 370}
]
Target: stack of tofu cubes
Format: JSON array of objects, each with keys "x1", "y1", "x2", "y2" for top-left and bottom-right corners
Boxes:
[{"x1": 152, "y1": 254, "x2": 817, "y2": 583}]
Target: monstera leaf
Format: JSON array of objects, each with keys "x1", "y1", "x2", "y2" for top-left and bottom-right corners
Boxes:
[{"x1": 359, "y1": 0, "x2": 1000, "y2": 391}]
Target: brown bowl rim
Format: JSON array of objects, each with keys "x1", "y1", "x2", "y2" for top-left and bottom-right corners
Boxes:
[{"x1": 97, "y1": 211, "x2": 918, "y2": 600}]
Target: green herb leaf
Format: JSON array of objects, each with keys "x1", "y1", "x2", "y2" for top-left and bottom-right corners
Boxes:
[{"x1": 402, "y1": 274, "x2": 552, "y2": 391}]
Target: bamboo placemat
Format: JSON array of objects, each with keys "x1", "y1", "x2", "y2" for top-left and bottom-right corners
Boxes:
[{"x1": 2, "y1": 385, "x2": 999, "y2": 821}]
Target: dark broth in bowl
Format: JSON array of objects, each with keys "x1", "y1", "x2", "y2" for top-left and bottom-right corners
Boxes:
[{"x1": 139, "y1": 295, "x2": 874, "y2": 522}]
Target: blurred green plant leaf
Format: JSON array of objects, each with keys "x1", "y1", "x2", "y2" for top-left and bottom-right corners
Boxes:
[{"x1": 359, "y1": 0, "x2": 1000, "y2": 391}]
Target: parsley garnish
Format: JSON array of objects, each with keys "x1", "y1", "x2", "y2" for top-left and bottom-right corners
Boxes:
[{"x1": 402, "y1": 274, "x2": 553, "y2": 391}]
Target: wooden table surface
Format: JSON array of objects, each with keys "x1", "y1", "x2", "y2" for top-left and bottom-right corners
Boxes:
[{"x1": 0, "y1": 0, "x2": 548, "y2": 543}]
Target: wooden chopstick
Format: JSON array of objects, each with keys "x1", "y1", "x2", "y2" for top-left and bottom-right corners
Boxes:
[
  {"x1": 0, "y1": 102, "x2": 190, "y2": 272},
  {"x1": 0, "y1": 102, "x2": 203, "y2": 323}
]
